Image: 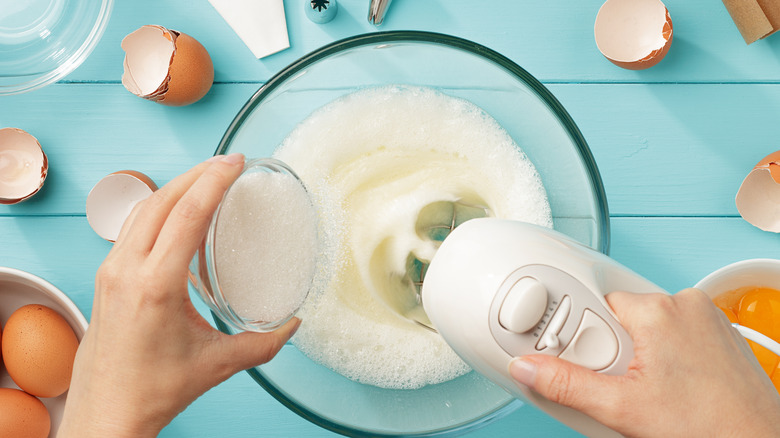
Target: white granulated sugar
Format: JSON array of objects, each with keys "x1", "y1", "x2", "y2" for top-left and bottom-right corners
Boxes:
[
  {"x1": 274, "y1": 85, "x2": 552, "y2": 389},
  {"x1": 214, "y1": 171, "x2": 318, "y2": 323}
]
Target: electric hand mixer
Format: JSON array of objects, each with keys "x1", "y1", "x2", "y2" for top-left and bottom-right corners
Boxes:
[
  {"x1": 418, "y1": 218, "x2": 658, "y2": 437},
  {"x1": 406, "y1": 217, "x2": 779, "y2": 437}
]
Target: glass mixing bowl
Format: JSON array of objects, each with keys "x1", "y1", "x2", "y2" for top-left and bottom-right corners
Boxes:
[
  {"x1": 211, "y1": 31, "x2": 609, "y2": 437},
  {"x1": 0, "y1": 0, "x2": 113, "y2": 95}
]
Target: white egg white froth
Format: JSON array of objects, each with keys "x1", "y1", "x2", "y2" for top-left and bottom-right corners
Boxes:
[{"x1": 274, "y1": 85, "x2": 552, "y2": 389}]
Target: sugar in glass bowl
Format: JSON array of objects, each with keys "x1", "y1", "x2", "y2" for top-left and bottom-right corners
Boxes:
[
  {"x1": 0, "y1": 0, "x2": 113, "y2": 95},
  {"x1": 189, "y1": 158, "x2": 318, "y2": 333},
  {"x1": 207, "y1": 31, "x2": 610, "y2": 436}
]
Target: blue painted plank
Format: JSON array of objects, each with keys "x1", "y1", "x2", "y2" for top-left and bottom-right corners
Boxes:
[
  {"x1": 550, "y1": 83, "x2": 780, "y2": 217},
  {"x1": 611, "y1": 217, "x2": 780, "y2": 294},
  {"x1": 66, "y1": 0, "x2": 780, "y2": 84},
  {"x1": 3, "y1": 83, "x2": 779, "y2": 217}
]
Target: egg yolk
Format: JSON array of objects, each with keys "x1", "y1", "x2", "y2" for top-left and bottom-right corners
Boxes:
[
  {"x1": 747, "y1": 340, "x2": 780, "y2": 376},
  {"x1": 713, "y1": 286, "x2": 780, "y2": 393},
  {"x1": 713, "y1": 287, "x2": 748, "y2": 315},
  {"x1": 737, "y1": 287, "x2": 780, "y2": 343},
  {"x1": 716, "y1": 305, "x2": 738, "y2": 323}
]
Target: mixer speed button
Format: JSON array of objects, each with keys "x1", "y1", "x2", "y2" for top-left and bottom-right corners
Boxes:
[
  {"x1": 498, "y1": 277, "x2": 548, "y2": 333},
  {"x1": 558, "y1": 309, "x2": 618, "y2": 371},
  {"x1": 535, "y1": 295, "x2": 571, "y2": 351}
]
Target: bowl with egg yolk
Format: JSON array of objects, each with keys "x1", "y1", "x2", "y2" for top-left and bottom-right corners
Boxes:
[{"x1": 695, "y1": 258, "x2": 780, "y2": 393}]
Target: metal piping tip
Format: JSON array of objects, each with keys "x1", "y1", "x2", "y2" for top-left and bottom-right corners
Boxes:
[
  {"x1": 368, "y1": 0, "x2": 393, "y2": 25},
  {"x1": 307, "y1": 0, "x2": 338, "y2": 24}
]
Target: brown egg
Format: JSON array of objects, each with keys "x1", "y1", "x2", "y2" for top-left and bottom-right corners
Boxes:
[
  {"x1": 161, "y1": 31, "x2": 214, "y2": 106},
  {"x1": 0, "y1": 388, "x2": 50, "y2": 438},
  {"x1": 1, "y1": 304, "x2": 79, "y2": 398}
]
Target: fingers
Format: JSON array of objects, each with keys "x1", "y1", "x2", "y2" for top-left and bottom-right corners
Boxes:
[
  {"x1": 113, "y1": 159, "x2": 216, "y2": 253},
  {"x1": 150, "y1": 153, "x2": 245, "y2": 272},
  {"x1": 607, "y1": 289, "x2": 723, "y2": 333},
  {"x1": 223, "y1": 318, "x2": 301, "y2": 373},
  {"x1": 510, "y1": 355, "x2": 625, "y2": 423},
  {"x1": 604, "y1": 290, "x2": 678, "y2": 336},
  {"x1": 604, "y1": 290, "x2": 655, "y2": 319},
  {"x1": 114, "y1": 200, "x2": 142, "y2": 245}
]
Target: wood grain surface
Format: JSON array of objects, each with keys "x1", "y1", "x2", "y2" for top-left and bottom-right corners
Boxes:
[{"x1": 2, "y1": 1, "x2": 780, "y2": 437}]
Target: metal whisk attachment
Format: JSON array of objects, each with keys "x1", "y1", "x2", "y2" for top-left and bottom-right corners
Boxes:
[{"x1": 404, "y1": 201, "x2": 490, "y2": 331}]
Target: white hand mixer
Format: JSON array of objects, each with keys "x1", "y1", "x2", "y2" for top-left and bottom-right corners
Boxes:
[{"x1": 412, "y1": 218, "x2": 780, "y2": 438}]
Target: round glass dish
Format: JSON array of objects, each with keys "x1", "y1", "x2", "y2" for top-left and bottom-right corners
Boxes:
[
  {"x1": 211, "y1": 31, "x2": 610, "y2": 436},
  {"x1": 189, "y1": 158, "x2": 316, "y2": 332},
  {"x1": 0, "y1": 0, "x2": 113, "y2": 95}
]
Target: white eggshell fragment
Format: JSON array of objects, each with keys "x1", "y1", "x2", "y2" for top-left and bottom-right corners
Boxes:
[
  {"x1": 0, "y1": 128, "x2": 48, "y2": 204},
  {"x1": 121, "y1": 25, "x2": 176, "y2": 98},
  {"x1": 736, "y1": 150, "x2": 780, "y2": 233},
  {"x1": 594, "y1": 0, "x2": 673, "y2": 70},
  {"x1": 86, "y1": 170, "x2": 158, "y2": 242},
  {"x1": 121, "y1": 25, "x2": 214, "y2": 106}
]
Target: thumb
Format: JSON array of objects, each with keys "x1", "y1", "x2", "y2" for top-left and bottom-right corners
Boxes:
[
  {"x1": 510, "y1": 355, "x2": 624, "y2": 419},
  {"x1": 224, "y1": 317, "x2": 302, "y2": 373}
]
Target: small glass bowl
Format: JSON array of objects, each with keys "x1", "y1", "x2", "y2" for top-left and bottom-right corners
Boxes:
[
  {"x1": 0, "y1": 0, "x2": 113, "y2": 95},
  {"x1": 188, "y1": 158, "x2": 316, "y2": 332}
]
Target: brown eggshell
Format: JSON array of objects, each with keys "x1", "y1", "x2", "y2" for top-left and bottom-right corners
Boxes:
[
  {"x1": 753, "y1": 150, "x2": 780, "y2": 183},
  {"x1": 0, "y1": 388, "x2": 50, "y2": 438},
  {"x1": 0, "y1": 128, "x2": 48, "y2": 205},
  {"x1": 121, "y1": 25, "x2": 213, "y2": 106},
  {"x1": 86, "y1": 170, "x2": 158, "y2": 242},
  {"x1": 736, "y1": 150, "x2": 780, "y2": 232},
  {"x1": 1, "y1": 304, "x2": 79, "y2": 398},
  {"x1": 594, "y1": 0, "x2": 673, "y2": 70},
  {"x1": 159, "y1": 31, "x2": 214, "y2": 106}
]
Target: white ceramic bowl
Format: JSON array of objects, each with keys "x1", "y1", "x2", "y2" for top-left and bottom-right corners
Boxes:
[
  {"x1": 0, "y1": 267, "x2": 88, "y2": 438},
  {"x1": 694, "y1": 259, "x2": 780, "y2": 299}
]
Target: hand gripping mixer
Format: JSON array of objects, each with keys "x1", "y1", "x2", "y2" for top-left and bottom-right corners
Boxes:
[{"x1": 417, "y1": 218, "x2": 661, "y2": 437}]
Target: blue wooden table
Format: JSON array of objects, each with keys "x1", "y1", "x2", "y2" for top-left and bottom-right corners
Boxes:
[{"x1": 3, "y1": 0, "x2": 780, "y2": 436}]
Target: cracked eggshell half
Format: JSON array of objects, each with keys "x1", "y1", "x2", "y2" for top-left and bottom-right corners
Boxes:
[
  {"x1": 594, "y1": 0, "x2": 673, "y2": 70},
  {"x1": 0, "y1": 128, "x2": 48, "y2": 205},
  {"x1": 736, "y1": 151, "x2": 780, "y2": 232},
  {"x1": 86, "y1": 171, "x2": 158, "y2": 242},
  {"x1": 121, "y1": 25, "x2": 214, "y2": 106}
]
